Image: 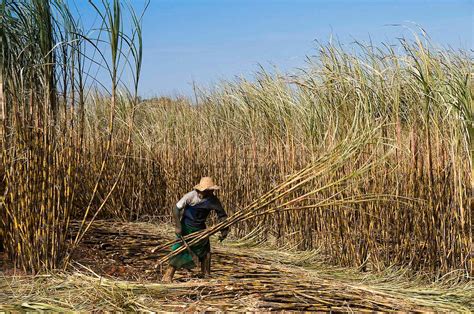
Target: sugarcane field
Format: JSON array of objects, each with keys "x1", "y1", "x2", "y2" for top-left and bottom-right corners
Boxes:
[{"x1": 0, "y1": 0, "x2": 473, "y2": 312}]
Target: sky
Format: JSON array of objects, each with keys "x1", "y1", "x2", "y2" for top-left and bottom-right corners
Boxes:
[{"x1": 74, "y1": 0, "x2": 473, "y2": 97}]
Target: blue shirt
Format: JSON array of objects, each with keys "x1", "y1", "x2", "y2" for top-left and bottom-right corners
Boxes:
[{"x1": 176, "y1": 190, "x2": 228, "y2": 229}]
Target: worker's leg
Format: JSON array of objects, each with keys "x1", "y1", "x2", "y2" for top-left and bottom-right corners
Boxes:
[
  {"x1": 162, "y1": 265, "x2": 176, "y2": 283},
  {"x1": 200, "y1": 251, "x2": 211, "y2": 277}
]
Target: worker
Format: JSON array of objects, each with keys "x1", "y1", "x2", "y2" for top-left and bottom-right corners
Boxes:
[{"x1": 162, "y1": 177, "x2": 229, "y2": 283}]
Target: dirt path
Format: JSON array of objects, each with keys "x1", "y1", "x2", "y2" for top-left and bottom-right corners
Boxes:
[{"x1": 1, "y1": 220, "x2": 472, "y2": 312}]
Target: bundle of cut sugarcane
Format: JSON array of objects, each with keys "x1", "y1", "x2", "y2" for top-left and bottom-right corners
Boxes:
[{"x1": 157, "y1": 131, "x2": 411, "y2": 265}]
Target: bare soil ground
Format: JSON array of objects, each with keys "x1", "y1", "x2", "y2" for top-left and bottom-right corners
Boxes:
[{"x1": 1, "y1": 220, "x2": 472, "y2": 312}]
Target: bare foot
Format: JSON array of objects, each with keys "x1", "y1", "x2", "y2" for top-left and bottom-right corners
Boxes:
[
  {"x1": 162, "y1": 277, "x2": 172, "y2": 283},
  {"x1": 161, "y1": 265, "x2": 176, "y2": 283},
  {"x1": 197, "y1": 272, "x2": 210, "y2": 279}
]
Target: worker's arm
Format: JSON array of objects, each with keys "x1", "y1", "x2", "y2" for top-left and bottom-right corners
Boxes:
[
  {"x1": 213, "y1": 198, "x2": 229, "y2": 241},
  {"x1": 174, "y1": 191, "x2": 193, "y2": 235},
  {"x1": 172, "y1": 206, "x2": 182, "y2": 235}
]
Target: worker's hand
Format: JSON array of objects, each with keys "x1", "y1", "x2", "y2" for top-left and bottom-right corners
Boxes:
[
  {"x1": 175, "y1": 225, "x2": 182, "y2": 236},
  {"x1": 218, "y1": 229, "x2": 228, "y2": 242}
]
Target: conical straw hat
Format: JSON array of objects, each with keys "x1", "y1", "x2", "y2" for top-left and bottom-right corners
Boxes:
[{"x1": 194, "y1": 177, "x2": 220, "y2": 191}]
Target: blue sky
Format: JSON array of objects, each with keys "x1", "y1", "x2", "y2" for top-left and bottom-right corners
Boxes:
[{"x1": 75, "y1": 0, "x2": 473, "y2": 97}]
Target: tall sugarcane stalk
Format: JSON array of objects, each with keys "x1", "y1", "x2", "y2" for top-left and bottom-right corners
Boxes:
[{"x1": 0, "y1": 0, "x2": 147, "y2": 273}]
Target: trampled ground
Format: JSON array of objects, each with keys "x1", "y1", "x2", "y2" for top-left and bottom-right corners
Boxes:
[{"x1": 1, "y1": 221, "x2": 472, "y2": 312}]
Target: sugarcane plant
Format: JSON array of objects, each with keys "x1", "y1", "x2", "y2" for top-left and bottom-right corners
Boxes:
[
  {"x1": 128, "y1": 34, "x2": 471, "y2": 276},
  {"x1": 0, "y1": 0, "x2": 146, "y2": 273}
]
